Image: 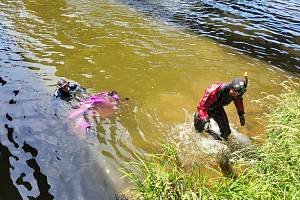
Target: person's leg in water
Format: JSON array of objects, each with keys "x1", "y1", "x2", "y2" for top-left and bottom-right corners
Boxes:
[
  {"x1": 194, "y1": 112, "x2": 204, "y2": 132},
  {"x1": 194, "y1": 112, "x2": 223, "y2": 140},
  {"x1": 212, "y1": 107, "x2": 231, "y2": 140}
]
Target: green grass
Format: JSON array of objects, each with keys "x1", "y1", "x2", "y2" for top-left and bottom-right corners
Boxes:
[
  {"x1": 122, "y1": 81, "x2": 300, "y2": 200},
  {"x1": 121, "y1": 144, "x2": 212, "y2": 199}
]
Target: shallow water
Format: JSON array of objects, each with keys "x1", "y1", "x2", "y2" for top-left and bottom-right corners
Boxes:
[{"x1": 0, "y1": 0, "x2": 299, "y2": 198}]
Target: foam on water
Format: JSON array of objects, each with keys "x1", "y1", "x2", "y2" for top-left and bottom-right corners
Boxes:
[{"x1": 168, "y1": 113, "x2": 252, "y2": 173}]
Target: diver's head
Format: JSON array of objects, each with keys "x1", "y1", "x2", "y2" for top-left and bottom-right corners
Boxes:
[
  {"x1": 229, "y1": 77, "x2": 247, "y2": 97},
  {"x1": 57, "y1": 79, "x2": 70, "y2": 93}
]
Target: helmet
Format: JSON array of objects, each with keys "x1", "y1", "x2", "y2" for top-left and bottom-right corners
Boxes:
[{"x1": 230, "y1": 77, "x2": 247, "y2": 94}]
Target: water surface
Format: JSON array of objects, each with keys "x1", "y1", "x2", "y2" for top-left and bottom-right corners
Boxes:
[
  {"x1": 120, "y1": 0, "x2": 300, "y2": 73},
  {"x1": 0, "y1": 0, "x2": 298, "y2": 198}
]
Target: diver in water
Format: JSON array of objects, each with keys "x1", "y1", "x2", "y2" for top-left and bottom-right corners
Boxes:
[
  {"x1": 54, "y1": 78, "x2": 86, "y2": 100},
  {"x1": 54, "y1": 79, "x2": 129, "y2": 138},
  {"x1": 194, "y1": 74, "x2": 248, "y2": 140}
]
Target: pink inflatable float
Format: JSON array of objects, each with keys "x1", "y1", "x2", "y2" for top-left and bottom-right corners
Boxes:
[{"x1": 68, "y1": 91, "x2": 120, "y2": 138}]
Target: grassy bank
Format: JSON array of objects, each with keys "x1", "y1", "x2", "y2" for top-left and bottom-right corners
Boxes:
[{"x1": 122, "y1": 82, "x2": 300, "y2": 199}]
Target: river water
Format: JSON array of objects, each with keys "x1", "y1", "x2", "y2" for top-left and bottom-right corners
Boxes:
[
  {"x1": 120, "y1": 0, "x2": 300, "y2": 73},
  {"x1": 0, "y1": 0, "x2": 299, "y2": 199}
]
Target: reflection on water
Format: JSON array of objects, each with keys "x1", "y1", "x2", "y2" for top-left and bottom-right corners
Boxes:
[
  {"x1": 0, "y1": 0, "x2": 299, "y2": 198},
  {"x1": 119, "y1": 0, "x2": 300, "y2": 73},
  {"x1": 0, "y1": 18, "x2": 119, "y2": 199}
]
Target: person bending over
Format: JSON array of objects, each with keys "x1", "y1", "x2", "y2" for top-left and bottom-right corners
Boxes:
[{"x1": 194, "y1": 75, "x2": 248, "y2": 140}]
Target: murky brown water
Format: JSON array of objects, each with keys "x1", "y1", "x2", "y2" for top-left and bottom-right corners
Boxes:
[
  {"x1": 0, "y1": 0, "x2": 299, "y2": 199},
  {"x1": 120, "y1": 0, "x2": 300, "y2": 73}
]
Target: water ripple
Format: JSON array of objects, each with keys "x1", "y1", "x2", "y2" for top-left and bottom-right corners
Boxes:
[{"x1": 119, "y1": 0, "x2": 300, "y2": 73}]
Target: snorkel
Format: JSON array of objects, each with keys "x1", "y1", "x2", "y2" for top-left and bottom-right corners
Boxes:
[{"x1": 244, "y1": 72, "x2": 248, "y2": 89}]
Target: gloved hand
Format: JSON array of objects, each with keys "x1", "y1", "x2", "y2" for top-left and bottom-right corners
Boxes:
[
  {"x1": 108, "y1": 90, "x2": 119, "y2": 97},
  {"x1": 203, "y1": 120, "x2": 212, "y2": 132},
  {"x1": 239, "y1": 114, "x2": 245, "y2": 126}
]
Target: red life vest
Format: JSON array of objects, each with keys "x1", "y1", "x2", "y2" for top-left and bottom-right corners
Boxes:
[{"x1": 197, "y1": 82, "x2": 244, "y2": 121}]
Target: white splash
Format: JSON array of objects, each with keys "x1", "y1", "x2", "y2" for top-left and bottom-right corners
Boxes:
[{"x1": 168, "y1": 112, "x2": 251, "y2": 168}]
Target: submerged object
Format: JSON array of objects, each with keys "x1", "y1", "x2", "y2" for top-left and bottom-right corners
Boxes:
[
  {"x1": 68, "y1": 91, "x2": 120, "y2": 136},
  {"x1": 69, "y1": 91, "x2": 120, "y2": 119},
  {"x1": 85, "y1": 91, "x2": 120, "y2": 106}
]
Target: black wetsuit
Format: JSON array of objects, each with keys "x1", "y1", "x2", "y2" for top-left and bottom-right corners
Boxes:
[
  {"x1": 194, "y1": 82, "x2": 244, "y2": 139},
  {"x1": 54, "y1": 83, "x2": 85, "y2": 100}
]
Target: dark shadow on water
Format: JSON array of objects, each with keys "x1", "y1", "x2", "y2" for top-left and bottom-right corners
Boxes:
[
  {"x1": 16, "y1": 173, "x2": 33, "y2": 191},
  {"x1": 22, "y1": 142, "x2": 38, "y2": 158},
  {"x1": 0, "y1": 77, "x2": 7, "y2": 86},
  {"x1": 5, "y1": 124, "x2": 19, "y2": 148},
  {"x1": 0, "y1": 141, "x2": 22, "y2": 200},
  {"x1": 0, "y1": 21, "x2": 120, "y2": 199},
  {"x1": 26, "y1": 159, "x2": 54, "y2": 200}
]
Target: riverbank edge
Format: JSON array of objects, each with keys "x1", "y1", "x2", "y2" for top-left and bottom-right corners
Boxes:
[{"x1": 122, "y1": 81, "x2": 300, "y2": 199}]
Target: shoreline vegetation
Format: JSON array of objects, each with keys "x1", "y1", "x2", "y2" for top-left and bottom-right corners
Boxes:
[{"x1": 122, "y1": 80, "x2": 300, "y2": 199}]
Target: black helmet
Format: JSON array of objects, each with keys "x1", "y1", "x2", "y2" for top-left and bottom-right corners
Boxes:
[{"x1": 230, "y1": 77, "x2": 247, "y2": 94}]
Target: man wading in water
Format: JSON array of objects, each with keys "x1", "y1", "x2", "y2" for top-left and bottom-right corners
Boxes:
[{"x1": 194, "y1": 73, "x2": 248, "y2": 140}]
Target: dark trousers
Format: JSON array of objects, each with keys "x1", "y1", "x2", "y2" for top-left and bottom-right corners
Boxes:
[{"x1": 194, "y1": 107, "x2": 231, "y2": 138}]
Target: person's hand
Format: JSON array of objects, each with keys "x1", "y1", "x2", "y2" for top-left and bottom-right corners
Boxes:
[
  {"x1": 239, "y1": 114, "x2": 245, "y2": 126},
  {"x1": 108, "y1": 90, "x2": 118, "y2": 96},
  {"x1": 204, "y1": 121, "x2": 211, "y2": 132}
]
